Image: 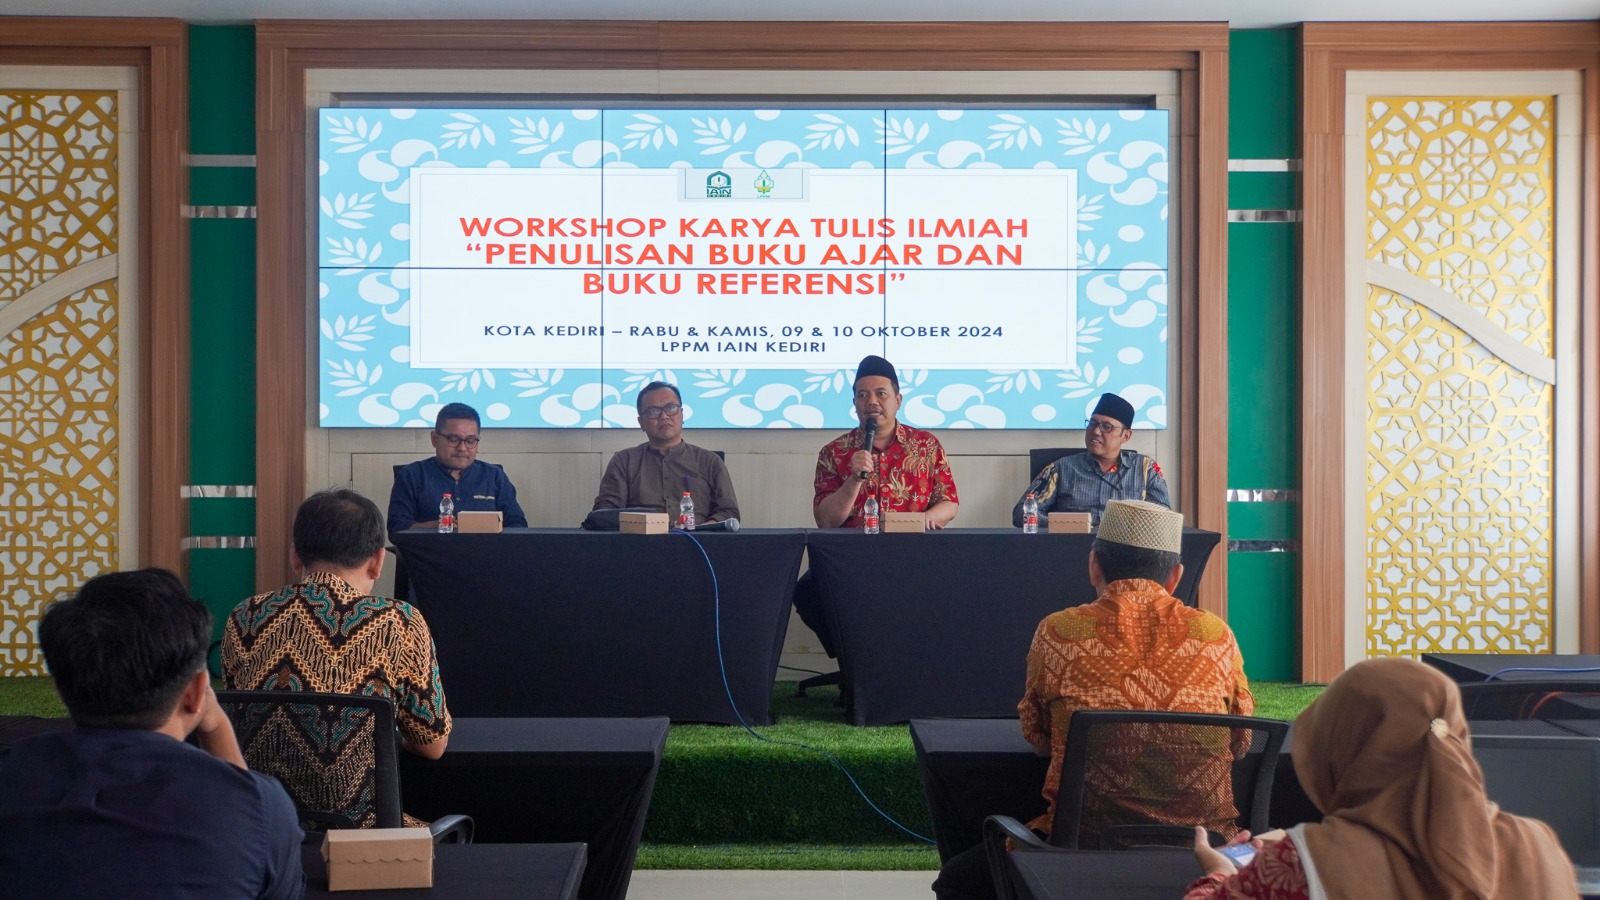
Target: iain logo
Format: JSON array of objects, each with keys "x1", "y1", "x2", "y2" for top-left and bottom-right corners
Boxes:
[
  {"x1": 705, "y1": 171, "x2": 733, "y2": 198},
  {"x1": 754, "y1": 169, "x2": 774, "y2": 198}
]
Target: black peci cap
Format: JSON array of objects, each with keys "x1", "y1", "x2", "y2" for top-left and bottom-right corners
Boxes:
[
  {"x1": 854, "y1": 354, "x2": 899, "y2": 392},
  {"x1": 1092, "y1": 392, "x2": 1136, "y2": 430}
]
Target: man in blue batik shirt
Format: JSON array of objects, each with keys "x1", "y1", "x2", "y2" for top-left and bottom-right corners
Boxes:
[
  {"x1": 388, "y1": 402, "x2": 528, "y2": 534},
  {"x1": 1012, "y1": 392, "x2": 1170, "y2": 527}
]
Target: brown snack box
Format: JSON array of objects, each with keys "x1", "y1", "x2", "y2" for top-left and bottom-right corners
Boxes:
[
  {"x1": 883, "y1": 511, "x2": 926, "y2": 533},
  {"x1": 456, "y1": 510, "x2": 503, "y2": 533},
  {"x1": 1047, "y1": 512, "x2": 1093, "y2": 533},
  {"x1": 322, "y1": 828, "x2": 433, "y2": 891},
  {"x1": 619, "y1": 511, "x2": 669, "y2": 535}
]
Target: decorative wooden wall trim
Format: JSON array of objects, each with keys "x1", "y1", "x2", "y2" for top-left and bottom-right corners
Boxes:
[
  {"x1": 1584, "y1": 62, "x2": 1600, "y2": 654},
  {"x1": 255, "y1": 21, "x2": 1232, "y2": 600},
  {"x1": 0, "y1": 18, "x2": 190, "y2": 577},
  {"x1": 1300, "y1": 21, "x2": 1600, "y2": 681}
]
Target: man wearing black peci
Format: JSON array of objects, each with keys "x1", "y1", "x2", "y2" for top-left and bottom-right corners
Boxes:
[{"x1": 1012, "y1": 390, "x2": 1170, "y2": 527}]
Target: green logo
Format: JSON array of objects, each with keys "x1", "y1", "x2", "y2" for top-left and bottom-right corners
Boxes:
[
  {"x1": 754, "y1": 169, "x2": 774, "y2": 198},
  {"x1": 705, "y1": 171, "x2": 732, "y2": 198}
]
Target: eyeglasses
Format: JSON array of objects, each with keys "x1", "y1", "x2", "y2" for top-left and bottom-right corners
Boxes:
[
  {"x1": 642, "y1": 403, "x2": 683, "y2": 420},
  {"x1": 1084, "y1": 418, "x2": 1125, "y2": 435},
  {"x1": 436, "y1": 432, "x2": 481, "y2": 447}
]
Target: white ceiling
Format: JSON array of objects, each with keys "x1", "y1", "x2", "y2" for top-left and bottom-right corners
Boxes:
[{"x1": 5, "y1": 0, "x2": 1598, "y2": 30}]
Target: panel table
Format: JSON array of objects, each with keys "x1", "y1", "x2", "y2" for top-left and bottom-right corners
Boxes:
[
  {"x1": 393, "y1": 528, "x2": 805, "y2": 724},
  {"x1": 302, "y1": 842, "x2": 586, "y2": 900},
  {"x1": 1423, "y1": 653, "x2": 1600, "y2": 683},
  {"x1": 1006, "y1": 847, "x2": 1199, "y2": 900},
  {"x1": 400, "y1": 716, "x2": 667, "y2": 900},
  {"x1": 811, "y1": 528, "x2": 1220, "y2": 725}
]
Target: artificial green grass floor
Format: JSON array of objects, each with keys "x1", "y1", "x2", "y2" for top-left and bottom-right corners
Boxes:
[{"x1": 0, "y1": 677, "x2": 1323, "y2": 870}]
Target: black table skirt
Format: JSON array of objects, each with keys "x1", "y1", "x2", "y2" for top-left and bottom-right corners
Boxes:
[
  {"x1": 302, "y1": 842, "x2": 586, "y2": 900},
  {"x1": 1424, "y1": 653, "x2": 1600, "y2": 683},
  {"x1": 393, "y1": 529, "x2": 806, "y2": 724},
  {"x1": 812, "y1": 528, "x2": 1220, "y2": 725},
  {"x1": 1007, "y1": 847, "x2": 1199, "y2": 900},
  {"x1": 910, "y1": 718, "x2": 1048, "y2": 861},
  {"x1": 400, "y1": 717, "x2": 667, "y2": 900}
]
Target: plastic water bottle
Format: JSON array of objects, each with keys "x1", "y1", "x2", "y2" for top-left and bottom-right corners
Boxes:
[
  {"x1": 863, "y1": 494, "x2": 880, "y2": 535},
  {"x1": 1022, "y1": 492, "x2": 1039, "y2": 534},
  {"x1": 438, "y1": 493, "x2": 455, "y2": 533},
  {"x1": 678, "y1": 491, "x2": 696, "y2": 530}
]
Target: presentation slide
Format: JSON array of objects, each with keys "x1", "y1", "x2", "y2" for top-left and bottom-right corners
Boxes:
[{"x1": 317, "y1": 107, "x2": 1170, "y2": 429}]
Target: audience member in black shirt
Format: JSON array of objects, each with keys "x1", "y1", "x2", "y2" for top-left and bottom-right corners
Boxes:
[{"x1": 0, "y1": 569, "x2": 304, "y2": 899}]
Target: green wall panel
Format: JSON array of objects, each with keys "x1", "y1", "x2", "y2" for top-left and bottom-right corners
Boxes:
[
  {"x1": 188, "y1": 26, "x2": 255, "y2": 155},
  {"x1": 1228, "y1": 30, "x2": 1296, "y2": 160},
  {"x1": 190, "y1": 499, "x2": 256, "y2": 534},
  {"x1": 1226, "y1": 223, "x2": 1298, "y2": 488},
  {"x1": 1228, "y1": 172, "x2": 1295, "y2": 210},
  {"x1": 189, "y1": 218, "x2": 257, "y2": 485},
  {"x1": 188, "y1": 548, "x2": 257, "y2": 641},
  {"x1": 1227, "y1": 502, "x2": 1296, "y2": 541},
  {"x1": 190, "y1": 167, "x2": 256, "y2": 205},
  {"x1": 1227, "y1": 28, "x2": 1301, "y2": 680},
  {"x1": 1227, "y1": 553, "x2": 1298, "y2": 682},
  {"x1": 187, "y1": 25, "x2": 258, "y2": 608}
]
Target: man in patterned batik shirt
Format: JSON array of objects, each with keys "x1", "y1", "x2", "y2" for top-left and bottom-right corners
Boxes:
[
  {"x1": 797, "y1": 354, "x2": 961, "y2": 658},
  {"x1": 812, "y1": 353, "x2": 959, "y2": 530},
  {"x1": 933, "y1": 499, "x2": 1251, "y2": 900},
  {"x1": 1011, "y1": 391, "x2": 1169, "y2": 527},
  {"x1": 223, "y1": 488, "x2": 451, "y2": 766}
]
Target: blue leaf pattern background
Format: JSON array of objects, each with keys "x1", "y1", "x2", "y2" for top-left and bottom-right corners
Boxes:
[{"x1": 317, "y1": 107, "x2": 1170, "y2": 429}]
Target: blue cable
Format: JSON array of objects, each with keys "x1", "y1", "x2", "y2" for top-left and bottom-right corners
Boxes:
[
  {"x1": 673, "y1": 528, "x2": 936, "y2": 845},
  {"x1": 1483, "y1": 664, "x2": 1600, "y2": 681}
]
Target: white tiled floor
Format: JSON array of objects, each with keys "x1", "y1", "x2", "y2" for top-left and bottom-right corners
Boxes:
[{"x1": 628, "y1": 870, "x2": 935, "y2": 899}]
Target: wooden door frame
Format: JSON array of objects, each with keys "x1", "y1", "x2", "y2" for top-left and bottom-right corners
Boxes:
[
  {"x1": 0, "y1": 19, "x2": 190, "y2": 576},
  {"x1": 1300, "y1": 21, "x2": 1600, "y2": 681}
]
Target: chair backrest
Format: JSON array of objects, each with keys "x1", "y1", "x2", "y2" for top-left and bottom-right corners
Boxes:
[
  {"x1": 1456, "y1": 680, "x2": 1600, "y2": 720},
  {"x1": 216, "y1": 690, "x2": 403, "y2": 832},
  {"x1": 1029, "y1": 447, "x2": 1085, "y2": 481},
  {"x1": 1052, "y1": 709, "x2": 1289, "y2": 850}
]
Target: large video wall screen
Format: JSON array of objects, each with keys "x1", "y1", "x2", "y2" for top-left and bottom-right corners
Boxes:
[{"x1": 317, "y1": 106, "x2": 1170, "y2": 429}]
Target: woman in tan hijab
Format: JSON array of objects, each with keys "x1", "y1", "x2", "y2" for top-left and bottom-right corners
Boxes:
[{"x1": 1183, "y1": 656, "x2": 1577, "y2": 899}]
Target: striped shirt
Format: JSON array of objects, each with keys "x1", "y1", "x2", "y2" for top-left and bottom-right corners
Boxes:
[{"x1": 1013, "y1": 449, "x2": 1169, "y2": 527}]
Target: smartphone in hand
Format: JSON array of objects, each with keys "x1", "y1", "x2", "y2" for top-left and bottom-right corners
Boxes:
[{"x1": 1218, "y1": 843, "x2": 1257, "y2": 866}]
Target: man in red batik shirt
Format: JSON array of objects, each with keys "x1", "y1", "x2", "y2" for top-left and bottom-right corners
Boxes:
[
  {"x1": 812, "y1": 353, "x2": 959, "y2": 531},
  {"x1": 795, "y1": 355, "x2": 961, "y2": 661}
]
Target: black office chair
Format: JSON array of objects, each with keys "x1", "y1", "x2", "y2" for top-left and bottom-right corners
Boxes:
[
  {"x1": 983, "y1": 710, "x2": 1288, "y2": 899},
  {"x1": 794, "y1": 668, "x2": 841, "y2": 698},
  {"x1": 1456, "y1": 680, "x2": 1600, "y2": 720},
  {"x1": 1028, "y1": 447, "x2": 1085, "y2": 481},
  {"x1": 217, "y1": 690, "x2": 472, "y2": 843}
]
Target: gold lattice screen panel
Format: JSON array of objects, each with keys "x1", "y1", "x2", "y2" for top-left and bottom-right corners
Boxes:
[
  {"x1": 0, "y1": 91, "x2": 120, "y2": 675},
  {"x1": 1365, "y1": 97, "x2": 1555, "y2": 656}
]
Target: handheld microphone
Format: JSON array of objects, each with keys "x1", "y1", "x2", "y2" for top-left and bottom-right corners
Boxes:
[
  {"x1": 693, "y1": 517, "x2": 740, "y2": 533},
  {"x1": 857, "y1": 418, "x2": 878, "y2": 481}
]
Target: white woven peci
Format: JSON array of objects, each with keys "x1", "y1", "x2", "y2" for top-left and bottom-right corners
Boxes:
[{"x1": 1097, "y1": 499, "x2": 1182, "y2": 553}]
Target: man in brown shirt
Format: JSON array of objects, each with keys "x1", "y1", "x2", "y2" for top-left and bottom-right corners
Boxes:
[{"x1": 591, "y1": 381, "x2": 741, "y2": 525}]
